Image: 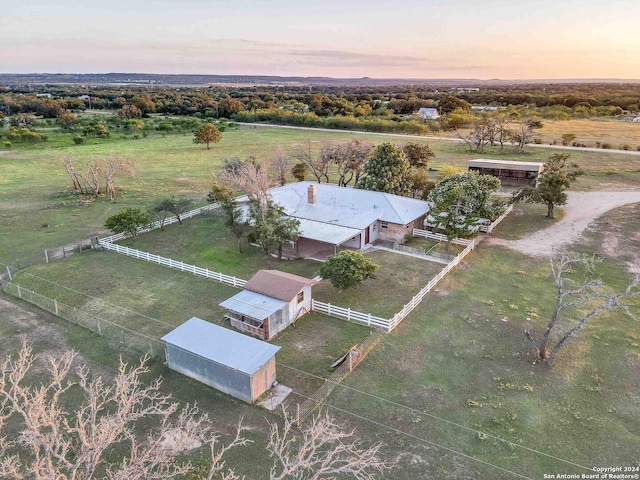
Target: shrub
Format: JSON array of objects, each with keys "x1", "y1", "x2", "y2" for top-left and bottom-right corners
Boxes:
[
  {"x1": 601, "y1": 143, "x2": 611, "y2": 149},
  {"x1": 3, "y1": 141, "x2": 11, "y2": 148},
  {"x1": 72, "y1": 136, "x2": 85, "y2": 145},
  {"x1": 621, "y1": 144, "x2": 630, "y2": 151}
]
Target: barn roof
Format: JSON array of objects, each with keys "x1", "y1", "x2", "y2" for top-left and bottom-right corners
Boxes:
[
  {"x1": 219, "y1": 289, "x2": 288, "y2": 319},
  {"x1": 161, "y1": 317, "x2": 280, "y2": 375},
  {"x1": 244, "y1": 270, "x2": 318, "y2": 302},
  {"x1": 468, "y1": 159, "x2": 545, "y2": 172}
]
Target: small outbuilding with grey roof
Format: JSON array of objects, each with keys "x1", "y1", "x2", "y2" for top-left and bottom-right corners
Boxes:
[
  {"x1": 220, "y1": 270, "x2": 318, "y2": 340},
  {"x1": 161, "y1": 317, "x2": 280, "y2": 403}
]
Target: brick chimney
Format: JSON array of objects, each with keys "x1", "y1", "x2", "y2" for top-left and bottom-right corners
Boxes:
[{"x1": 307, "y1": 185, "x2": 317, "y2": 204}]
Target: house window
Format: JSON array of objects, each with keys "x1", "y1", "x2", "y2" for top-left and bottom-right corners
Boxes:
[
  {"x1": 297, "y1": 291, "x2": 304, "y2": 304},
  {"x1": 381, "y1": 221, "x2": 388, "y2": 229}
]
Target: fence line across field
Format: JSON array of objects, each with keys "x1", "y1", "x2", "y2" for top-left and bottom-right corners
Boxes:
[
  {"x1": 98, "y1": 241, "x2": 248, "y2": 289},
  {"x1": 4, "y1": 282, "x2": 166, "y2": 359}
]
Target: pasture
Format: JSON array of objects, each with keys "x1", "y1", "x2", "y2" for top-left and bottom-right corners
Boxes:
[
  {"x1": 2, "y1": 118, "x2": 640, "y2": 478},
  {"x1": 2, "y1": 121, "x2": 640, "y2": 265}
]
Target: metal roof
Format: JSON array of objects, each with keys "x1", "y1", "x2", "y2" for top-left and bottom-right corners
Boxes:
[
  {"x1": 245, "y1": 270, "x2": 317, "y2": 302},
  {"x1": 468, "y1": 159, "x2": 544, "y2": 172},
  {"x1": 297, "y1": 218, "x2": 362, "y2": 245},
  {"x1": 161, "y1": 317, "x2": 280, "y2": 375},
  {"x1": 290, "y1": 203, "x2": 380, "y2": 229},
  {"x1": 264, "y1": 182, "x2": 430, "y2": 226},
  {"x1": 219, "y1": 290, "x2": 288, "y2": 319}
]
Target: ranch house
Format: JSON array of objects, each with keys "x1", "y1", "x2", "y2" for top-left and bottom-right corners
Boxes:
[
  {"x1": 238, "y1": 182, "x2": 431, "y2": 257},
  {"x1": 220, "y1": 270, "x2": 318, "y2": 340}
]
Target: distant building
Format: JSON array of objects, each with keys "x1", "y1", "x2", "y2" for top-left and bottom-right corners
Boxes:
[
  {"x1": 468, "y1": 159, "x2": 544, "y2": 186},
  {"x1": 220, "y1": 270, "x2": 318, "y2": 340},
  {"x1": 161, "y1": 317, "x2": 280, "y2": 403},
  {"x1": 415, "y1": 107, "x2": 440, "y2": 120},
  {"x1": 471, "y1": 105, "x2": 499, "y2": 112},
  {"x1": 36, "y1": 93, "x2": 52, "y2": 98}
]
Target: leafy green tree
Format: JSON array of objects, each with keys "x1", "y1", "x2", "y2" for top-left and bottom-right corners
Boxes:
[
  {"x1": 152, "y1": 196, "x2": 193, "y2": 229},
  {"x1": 512, "y1": 153, "x2": 583, "y2": 218},
  {"x1": 56, "y1": 110, "x2": 77, "y2": 129},
  {"x1": 427, "y1": 172, "x2": 503, "y2": 251},
  {"x1": 356, "y1": 143, "x2": 412, "y2": 196},
  {"x1": 561, "y1": 133, "x2": 577, "y2": 146},
  {"x1": 438, "y1": 95, "x2": 471, "y2": 115},
  {"x1": 248, "y1": 198, "x2": 300, "y2": 262},
  {"x1": 207, "y1": 181, "x2": 250, "y2": 253},
  {"x1": 104, "y1": 207, "x2": 153, "y2": 238},
  {"x1": 409, "y1": 169, "x2": 436, "y2": 200},
  {"x1": 290, "y1": 162, "x2": 309, "y2": 181},
  {"x1": 402, "y1": 142, "x2": 435, "y2": 169},
  {"x1": 319, "y1": 251, "x2": 379, "y2": 291},
  {"x1": 193, "y1": 123, "x2": 222, "y2": 149}
]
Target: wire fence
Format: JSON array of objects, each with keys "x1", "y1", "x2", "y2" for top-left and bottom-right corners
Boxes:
[
  {"x1": 4, "y1": 282, "x2": 166, "y2": 360},
  {"x1": 295, "y1": 331, "x2": 382, "y2": 423}
]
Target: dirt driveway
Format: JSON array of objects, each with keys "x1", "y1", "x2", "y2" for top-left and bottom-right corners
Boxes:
[{"x1": 492, "y1": 191, "x2": 640, "y2": 256}]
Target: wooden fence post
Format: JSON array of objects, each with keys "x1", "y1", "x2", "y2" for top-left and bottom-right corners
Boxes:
[
  {"x1": 54, "y1": 299, "x2": 58, "y2": 316},
  {"x1": 45, "y1": 250, "x2": 49, "y2": 263},
  {"x1": 6, "y1": 266, "x2": 11, "y2": 281},
  {"x1": 17, "y1": 284, "x2": 21, "y2": 298},
  {"x1": 97, "y1": 319, "x2": 102, "y2": 335}
]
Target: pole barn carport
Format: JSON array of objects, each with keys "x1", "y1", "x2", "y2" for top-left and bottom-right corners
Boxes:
[{"x1": 161, "y1": 317, "x2": 281, "y2": 403}]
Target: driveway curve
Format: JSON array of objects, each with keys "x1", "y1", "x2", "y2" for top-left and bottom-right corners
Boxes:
[{"x1": 491, "y1": 191, "x2": 640, "y2": 256}]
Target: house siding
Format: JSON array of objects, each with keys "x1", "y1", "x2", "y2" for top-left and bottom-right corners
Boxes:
[{"x1": 379, "y1": 219, "x2": 420, "y2": 243}]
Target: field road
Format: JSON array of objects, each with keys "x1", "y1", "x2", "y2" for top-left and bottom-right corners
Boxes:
[
  {"x1": 237, "y1": 122, "x2": 640, "y2": 156},
  {"x1": 489, "y1": 191, "x2": 640, "y2": 257}
]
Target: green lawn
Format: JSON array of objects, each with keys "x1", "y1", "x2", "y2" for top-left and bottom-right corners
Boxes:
[
  {"x1": 321, "y1": 217, "x2": 640, "y2": 478},
  {"x1": 491, "y1": 203, "x2": 566, "y2": 240},
  {"x1": 119, "y1": 215, "x2": 321, "y2": 280}
]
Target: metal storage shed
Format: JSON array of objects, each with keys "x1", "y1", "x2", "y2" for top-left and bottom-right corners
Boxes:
[
  {"x1": 161, "y1": 317, "x2": 281, "y2": 403},
  {"x1": 468, "y1": 159, "x2": 545, "y2": 185}
]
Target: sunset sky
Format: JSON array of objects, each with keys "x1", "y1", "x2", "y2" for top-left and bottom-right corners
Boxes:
[{"x1": 2, "y1": 0, "x2": 639, "y2": 79}]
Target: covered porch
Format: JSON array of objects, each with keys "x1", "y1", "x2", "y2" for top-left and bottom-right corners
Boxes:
[{"x1": 220, "y1": 289, "x2": 288, "y2": 340}]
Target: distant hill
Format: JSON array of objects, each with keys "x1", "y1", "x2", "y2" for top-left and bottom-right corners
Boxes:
[{"x1": 1, "y1": 73, "x2": 639, "y2": 87}]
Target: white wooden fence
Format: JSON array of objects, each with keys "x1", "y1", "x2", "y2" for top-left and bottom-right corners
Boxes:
[
  {"x1": 412, "y1": 229, "x2": 474, "y2": 246},
  {"x1": 98, "y1": 242, "x2": 247, "y2": 288},
  {"x1": 311, "y1": 300, "x2": 391, "y2": 330},
  {"x1": 479, "y1": 204, "x2": 514, "y2": 234},
  {"x1": 99, "y1": 204, "x2": 219, "y2": 244},
  {"x1": 388, "y1": 239, "x2": 475, "y2": 331}
]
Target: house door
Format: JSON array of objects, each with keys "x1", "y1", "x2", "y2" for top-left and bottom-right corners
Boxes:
[{"x1": 364, "y1": 226, "x2": 370, "y2": 245}]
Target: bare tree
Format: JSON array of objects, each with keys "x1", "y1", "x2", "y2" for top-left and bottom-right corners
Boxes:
[
  {"x1": 509, "y1": 118, "x2": 543, "y2": 154},
  {"x1": 0, "y1": 340, "x2": 247, "y2": 480},
  {"x1": 524, "y1": 252, "x2": 640, "y2": 366},
  {"x1": 219, "y1": 156, "x2": 273, "y2": 213},
  {"x1": 104, "y1": 153, "x2": 134, "y2": 202},
  {"x1": 272, "y1": 148, "x2": 291, "y2": 186},
  {"x1": 268, "y1": 410, "x2": 392, "y2": 480},
  {"x1": 292, "y1": 140, "x2": 333, "y2": 183},
  {"x1": 335, "y1": 139, "x2": 373, "y2": 187},
  {"x1": 60, "y1": 153, "x2": 85, "y2": 194}
]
